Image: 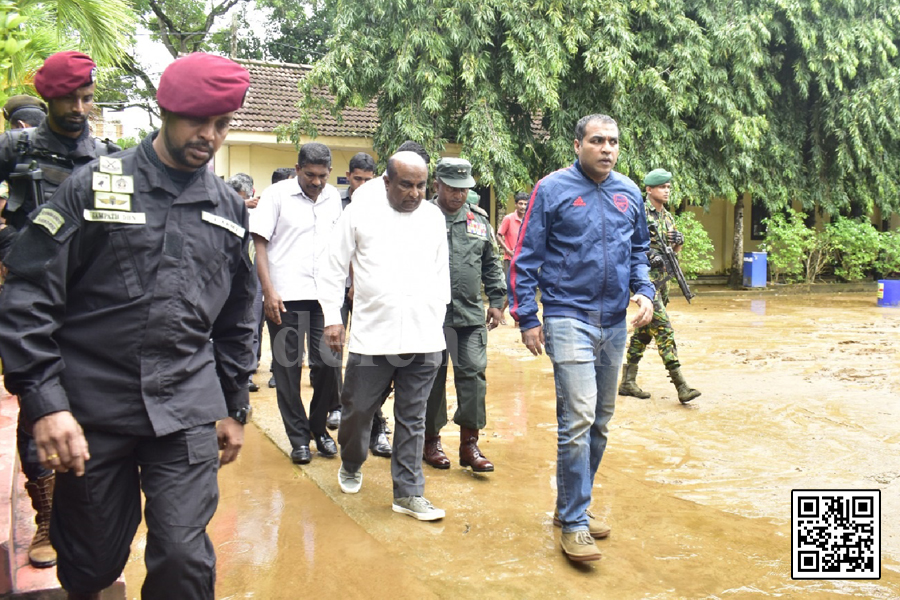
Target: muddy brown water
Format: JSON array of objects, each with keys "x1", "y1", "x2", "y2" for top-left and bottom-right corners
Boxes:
[{"x1": 123, "y1": 292, "x2": 900, "y2": 598}]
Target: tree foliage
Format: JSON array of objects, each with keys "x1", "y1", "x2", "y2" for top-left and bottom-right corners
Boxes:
[
  {"x1": 673, "y1": 212, "x2": 714, "y2": 278},
  {"x1": 286, "y1": 0, "x2": 900, "y2": 214},
  {"x1": 761, "y1": 209, "x2": 817, "y2": 283},
  {"x1": 0, "y1": 0, "x2": 134, "y2": 103}
]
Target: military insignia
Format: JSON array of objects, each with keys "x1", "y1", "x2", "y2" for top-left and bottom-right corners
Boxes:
[
  {"x1": 466, "y1": 214, "x2": 487, "y2": 237},
  {"x1": 83, "y1": 209, "x2": 146, "y2": 224},
  {"x1": 33, "y1": 207, "x2": 65, "y2": 235},
  {"x1": 111, "y1": 175, "x2": 134, "y2": 194},
  {"x1": 99, "y1": 156, "x2": 123, "y2": 175},
  {"x1": 613, "y1": 194, "x2": 628, "y2": 213},
  {"x1": 94, "y1": 192, "x2": 131, "y2": 211},
  {"x1": 92, "y1": 172, "x2": 111, "y2": 192},
  {"x1": 202, "y1": 211, "x2": 245, "y2": 238}
]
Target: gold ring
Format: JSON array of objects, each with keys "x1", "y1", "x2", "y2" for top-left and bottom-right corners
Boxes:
[{"x1": 47, "y1": 454, "x2": 59, "y2": 460}]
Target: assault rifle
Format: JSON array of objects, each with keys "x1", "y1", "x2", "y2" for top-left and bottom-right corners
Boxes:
[
  {"x1": 647, "y1": 222, "x2": 696, "y2": 304},
  {"x1": 8, "y1": 160, "x2": 45, "y2": 207}
]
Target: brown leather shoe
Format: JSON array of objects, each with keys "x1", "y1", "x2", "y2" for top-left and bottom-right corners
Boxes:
[
  {"x1": 459, "y1": 427, "x2": 494, "y2": 472},
  {"x1": 25, "y1": 473, "x2": 57, "y2": 568},
  {"x1": 423, "y1": 435, "x2": 450, "y2": 469}
]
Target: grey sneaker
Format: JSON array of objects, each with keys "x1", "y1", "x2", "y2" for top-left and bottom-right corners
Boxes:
[
  {"x1": 338, "y1": 464, "x2": 362, "y2": 494},
  {"x1": 392, "y1": 496, "x2": 445, "y2": 521}
]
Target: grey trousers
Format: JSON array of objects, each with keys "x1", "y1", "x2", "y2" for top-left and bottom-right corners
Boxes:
[{"x1": 338, "y1": 352, "x2": 441, "y2": 498}]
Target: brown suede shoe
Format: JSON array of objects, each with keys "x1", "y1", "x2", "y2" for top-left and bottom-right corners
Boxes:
[
  {"x1": 560, "y1": 530, "x2": 602, "y2": 562},
  {"x1": 423, "y1": 435, "x2": 450, "y2": 469},
  {"x1": 459, "y1": 427, "x2": 494, "y2": 472},
  {"x1": 553, "y1": 508, "x2": 611, "y2": 539}
]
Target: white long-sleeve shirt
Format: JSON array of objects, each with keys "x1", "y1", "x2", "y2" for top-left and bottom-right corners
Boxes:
[{"x1": 317, "y1": 181, "x2": 449, "y2": 355}]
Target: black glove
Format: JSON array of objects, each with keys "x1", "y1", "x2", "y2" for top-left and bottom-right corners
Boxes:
[
  {"x1": 667, "y1": 230, "x2": 684, "y2": 246},
  {"x1": 647, "y1": 251, "x2": 664, "y2": 270}
]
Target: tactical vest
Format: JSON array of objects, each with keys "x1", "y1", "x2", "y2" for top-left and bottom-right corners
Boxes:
[{"x1": 3, "y1": 127, "x2": 120, "y2": 229}]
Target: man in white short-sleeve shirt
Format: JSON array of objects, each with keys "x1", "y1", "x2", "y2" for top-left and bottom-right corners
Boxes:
[{"x1": 251, "y1": 142, "x2": 342, "y2": 465}]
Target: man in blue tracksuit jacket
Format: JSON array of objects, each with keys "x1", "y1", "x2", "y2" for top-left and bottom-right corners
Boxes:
[{"x1": 509, "y1": 114, "x2": 655, "y2": 563}]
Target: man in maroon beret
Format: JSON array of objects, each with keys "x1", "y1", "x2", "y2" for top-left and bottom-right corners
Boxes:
[
  {"x1": 0, "y1": 52, "x2": 254, "y2": 599},
  {"x1": 0, "y1": 50, "x2": 119, "y2": 571}
]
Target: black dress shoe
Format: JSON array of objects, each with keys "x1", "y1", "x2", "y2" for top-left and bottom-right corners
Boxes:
[
  {"x1": 370, "y1": 431, "x2": 392, "y2": 458},
  {"x1": 315, "y1": 433, "x2": 338, "y2": 458},
  {"x1": 268, "y1": 375, "x2": 276, "y2": 388},
  {"x1": 291, "y1": 446, "x2": 312, "y2": 464},
  {"x1": 248, "y1": 376, "x2": 259, "y2": 392},
  {"x1": 326, "y1": 410, "x2": 341, "y2": 431}
]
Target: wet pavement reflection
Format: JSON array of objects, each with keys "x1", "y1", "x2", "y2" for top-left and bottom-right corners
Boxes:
[{"x1": 125, "y1": 292, "x2": 900, "y2": 598}]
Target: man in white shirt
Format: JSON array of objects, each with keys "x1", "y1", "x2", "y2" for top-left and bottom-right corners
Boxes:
[
  {"x1": 319, "y1": 151, "x2": 449, "y2": 521},
  {"x1": 252, "y1": 143, "x2": 342, "y2": 465}
]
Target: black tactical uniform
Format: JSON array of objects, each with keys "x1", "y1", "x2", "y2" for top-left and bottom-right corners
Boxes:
[
  {"x1": 0, "y1": 120, "x2": 118, "y2": 485},
  {"x1": 0, "y1": 132, "x2": 256, "y2": 595}
]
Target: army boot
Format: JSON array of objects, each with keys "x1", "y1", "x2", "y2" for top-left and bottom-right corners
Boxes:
[
  {"x1": 668, "y1": 367, "x2": 701, "y2": 404},
  {"x1": 25, "y1": 473, "x2": 56, "y2": 568},
  {"x1": 459, "y1": 427, "x2": 494, "y2": 472},
  {"x1": 618, "y1": 363, "x2": 650, "y2": 398}
]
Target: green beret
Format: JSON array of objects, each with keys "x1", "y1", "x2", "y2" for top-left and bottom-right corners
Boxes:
[{"x1": 643, "y1": 168, "x2": 672, "y2": 187}]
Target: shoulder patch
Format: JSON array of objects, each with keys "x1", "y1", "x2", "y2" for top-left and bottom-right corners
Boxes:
[
  {"x1": 470, "y1": 204, "x2": 489, "y2": 218},
  {"x1": 33, "y1": 207, "x2": 65, "y2": 235}
]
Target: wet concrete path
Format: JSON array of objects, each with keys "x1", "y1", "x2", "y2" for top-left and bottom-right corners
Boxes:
[{"x1": 124, "y1": 292, "x2": 900, "y2": 598}]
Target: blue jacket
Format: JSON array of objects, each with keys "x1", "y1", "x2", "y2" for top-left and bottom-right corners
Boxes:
[{"x1": 509, "y1": 161, "x2": 655, "y2": 330}]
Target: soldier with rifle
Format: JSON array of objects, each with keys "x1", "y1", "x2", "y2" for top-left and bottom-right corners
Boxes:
[
  {"x1": 0, "y1": 51, "x2": 119, "y2": 570},
  {"x1": 619, "y1": 168, "x2": 701, "y2": 404}
]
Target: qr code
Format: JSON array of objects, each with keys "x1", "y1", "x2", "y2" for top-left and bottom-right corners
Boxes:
[{"x1": 792, "y1": 490, "x2": 880, "y2": 579}]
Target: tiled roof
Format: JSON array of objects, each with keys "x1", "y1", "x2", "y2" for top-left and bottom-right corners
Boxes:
[{"x1": 232, "y1": 59, "x2": 378, "y2": 138}]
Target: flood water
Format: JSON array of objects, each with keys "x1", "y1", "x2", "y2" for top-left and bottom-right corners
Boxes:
[{"x1": 123, "y1": 291, "x2": 900, "y2": 598}]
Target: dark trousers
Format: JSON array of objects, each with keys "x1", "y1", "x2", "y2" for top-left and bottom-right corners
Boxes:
[
  {"x1": 268, "y1": 300, "x2": 340, "y2": 449},
  {"x1": 425, "y1": 325, "x2": 488, "y2": 436},
  {"x1": 17, "y1": 411, "x2": 52, "y2": 481},
  {"x1": 338, "y1": 352, "x2": 441, "y2": 498},
  {"x1": 52, "y1": 425, "x2": 219, "y2": 598}
]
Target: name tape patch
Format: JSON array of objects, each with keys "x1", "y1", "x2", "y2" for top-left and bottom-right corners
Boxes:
[
  {"x1": 202, "y1": 211, "x2": 245, "y2": 238},
  {"x1": 83, "y1": 209, "x2": 146, "y2": 224}
]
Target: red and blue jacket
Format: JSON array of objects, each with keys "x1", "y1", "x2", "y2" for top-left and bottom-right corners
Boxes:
[{"x1": 509, "y1": 161, "x2": 655, "y2": 330}]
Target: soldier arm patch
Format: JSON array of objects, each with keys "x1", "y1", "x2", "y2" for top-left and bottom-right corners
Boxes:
[{"x1": 4, "y1": 206, "x2": 79, "y2": 284}]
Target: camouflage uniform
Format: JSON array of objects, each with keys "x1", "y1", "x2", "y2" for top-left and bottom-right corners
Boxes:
[{"x1": 625, "y1": 202, "x2": 680, "y2": 370}]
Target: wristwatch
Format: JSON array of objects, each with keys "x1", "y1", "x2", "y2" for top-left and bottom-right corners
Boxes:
[{"x1": 228, "y1": 405, "x2": 252, "y2": 425}]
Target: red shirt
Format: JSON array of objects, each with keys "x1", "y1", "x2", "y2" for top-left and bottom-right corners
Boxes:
[{"x1": 497, "y1": 212, "x2": 523, "y2": 260}]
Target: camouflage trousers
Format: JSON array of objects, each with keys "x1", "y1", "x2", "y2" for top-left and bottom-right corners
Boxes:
[{"x1": 626, "y1": 289, "x2": 680, "y2": 370}]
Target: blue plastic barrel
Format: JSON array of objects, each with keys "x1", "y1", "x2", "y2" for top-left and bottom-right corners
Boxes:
[
  {"x1": 877, "y1": 280, "x2": 900, "y2": 307},
  {"x1": 743, "y1": 252, "x2": 767, "y2": 288}
]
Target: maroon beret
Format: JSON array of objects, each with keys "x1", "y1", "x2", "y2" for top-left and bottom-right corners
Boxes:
[
  {"x1": 157, "y1": 53, "x2": 250, "y2": 118},
  {"x1": 34, "y1": 51, "x2": 96, "y2": 100}
]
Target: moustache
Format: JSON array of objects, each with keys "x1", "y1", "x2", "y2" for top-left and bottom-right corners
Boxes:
[{"x1": 186, "y1": 142, "x2": 213, "y2": 153}]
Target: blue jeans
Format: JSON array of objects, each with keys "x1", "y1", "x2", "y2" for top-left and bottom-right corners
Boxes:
[{"x1": 544, "y1": 316, "x2": 628, "y2": 533}]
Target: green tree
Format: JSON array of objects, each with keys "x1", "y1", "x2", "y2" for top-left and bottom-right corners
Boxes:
[
  {"x1": 103, "y1": 0, "x2": 250, "y2": 120},
  {"x1": 285, "y1": 0, "x2": 900, "y2": 286},
  {"x1": 0, "y1": 0, "x2": 134, "y2": 102},
  {"x1": 761, "y1": 209, "x2": 815, "y2": 283},
  {"x1": 826, "y1": 217, "x2": 882, "y2": 281},
  {"x1": 673, "y1": 212, "x2": 714, "y2": 279}
]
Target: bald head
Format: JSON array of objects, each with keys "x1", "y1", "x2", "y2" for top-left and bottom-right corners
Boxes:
[{"x1": 384, "y1": 151, "x2": 428, "y2": 213}]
